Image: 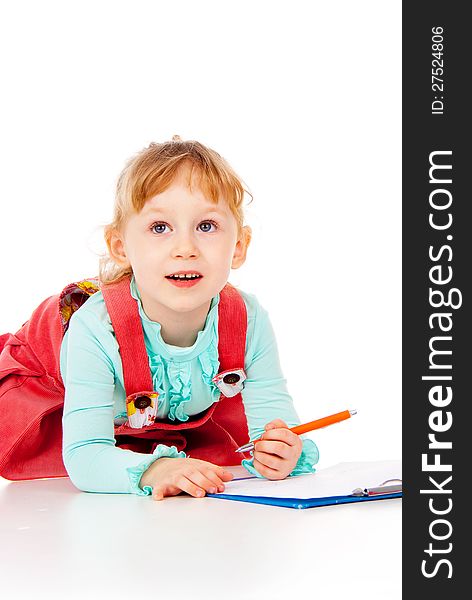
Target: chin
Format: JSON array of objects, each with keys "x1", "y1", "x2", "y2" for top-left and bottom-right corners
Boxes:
[{"x1": 167, "y1": 296, "x2": 206, "y2": 313}]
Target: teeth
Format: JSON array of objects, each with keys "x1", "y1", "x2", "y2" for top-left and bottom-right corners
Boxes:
[{"x1": 168, "y1": 274, "x2": 201, "y2": 280}]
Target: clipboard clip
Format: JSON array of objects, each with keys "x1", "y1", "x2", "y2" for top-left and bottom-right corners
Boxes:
[{"x1": 351, "y1": 478, "x2": 402, "y2": 497}]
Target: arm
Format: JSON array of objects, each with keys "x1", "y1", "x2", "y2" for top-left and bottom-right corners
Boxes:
[
  {"x1": 60, "y1": 306, "x2": 184, "y2": 495},
  {"x1": 240, "y1": 295, "x2": 319, "y2": 478}
]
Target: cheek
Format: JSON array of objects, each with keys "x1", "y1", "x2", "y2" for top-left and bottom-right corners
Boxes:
[
  {"x1": 206, "y1": 248, "x2": 233, "y2": 282},
  {"x1": 206, "y1": 236, "x2": 236, "y2": 258},
  {"x1": 124, "y1": 233, "x2": 146, "y2": 257}
]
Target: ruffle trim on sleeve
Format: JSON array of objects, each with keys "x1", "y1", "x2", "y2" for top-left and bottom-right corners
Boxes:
[
  {"x1": 240, "y1": 456, "x2": 264, "y2": 479},
  {"x1": 241, "y1": 438, "x2": 320, "y2": 479},
  {"x1": 126, "y1": 444, "x2": 187, "y2": 496},
  {"x1": 290, "y1": 438, "x2": 319, "y2": 477}
]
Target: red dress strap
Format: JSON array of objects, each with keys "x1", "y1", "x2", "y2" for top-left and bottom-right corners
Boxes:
[
  {"x1": 209, "y1": 282, "x2": 250, "y2": 453},
  {"x1": 216, "y1": 283, "x2": 246, "y2": 372},
  {"x1": 100, "y1": 276, "x2": 153, "y2": 395}
]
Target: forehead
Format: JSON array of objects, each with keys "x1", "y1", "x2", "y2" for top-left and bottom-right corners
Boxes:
[{"x1": 141, "y1": 170, "x2": 230, "y2": 217}]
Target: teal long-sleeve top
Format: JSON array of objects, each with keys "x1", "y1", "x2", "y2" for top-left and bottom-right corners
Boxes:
[{"x1": 60, "y1": 275, "x2": 319, "y2": 495}]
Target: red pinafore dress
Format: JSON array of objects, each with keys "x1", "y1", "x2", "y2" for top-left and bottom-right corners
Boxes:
[{"x1": 0, "y1": 275, "x2": 251, "y2": 480}]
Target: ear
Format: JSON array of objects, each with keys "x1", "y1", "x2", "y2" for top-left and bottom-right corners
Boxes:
[
  {"x1": 106, "y1": 228, "x2": 131, "y2": 268},
  {"x1": 231, "y1": 225, "x2": 252, "y2": 269}
]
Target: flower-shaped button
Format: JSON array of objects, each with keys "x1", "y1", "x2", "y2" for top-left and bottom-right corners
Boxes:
[
  {"x1": 126, "y1": 391, "x2": 159, "y2": 428},
  {"x1": 212, "y1": 368, "x2": 246, "y2": 398}
]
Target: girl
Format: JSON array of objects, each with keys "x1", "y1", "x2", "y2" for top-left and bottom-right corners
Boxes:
[{"x1": 60, "y1": 136, "x2": 319, "y2": 500}]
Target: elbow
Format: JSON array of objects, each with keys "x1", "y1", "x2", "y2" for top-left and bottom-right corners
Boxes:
[{"x1": 62, "y1": 446, "x2": 96, "y2": 492}]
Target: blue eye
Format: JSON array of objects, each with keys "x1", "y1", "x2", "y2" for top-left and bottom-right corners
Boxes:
[
  {"x1": 198, "y1": 220, "x2": 218, "y2": 233},
  {"x1": 150, "y1": 222, "x2": 170, "y2": 234},
  {"x1": 150, "y1": 220, "x2": 218, "y2": 235}
]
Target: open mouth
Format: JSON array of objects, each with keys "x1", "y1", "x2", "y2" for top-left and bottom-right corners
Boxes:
[
  {"x1": 165, "y1": 272, "x2": 204, "y2": 287},
  {"x1": 165, "y1": 273, "x2": 203, "y2": 281}
]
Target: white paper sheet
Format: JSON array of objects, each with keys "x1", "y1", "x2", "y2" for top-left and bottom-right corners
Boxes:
[{"x1": 220, "y1": 460, "x2": 402, "y2": 499}]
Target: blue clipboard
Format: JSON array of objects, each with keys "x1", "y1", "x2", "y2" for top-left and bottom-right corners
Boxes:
[
  {"x1": 206, "y1": 467, "x2": 403, "y2": 510},
  {"x1": 207, "y1": 491, "x2": 402, "y2": 510}
]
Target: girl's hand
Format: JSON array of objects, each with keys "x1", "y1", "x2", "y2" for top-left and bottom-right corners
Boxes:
[
  {"x1": 252, "y1": 418, "x2": 303, "y2": 480},
  {"x1": 140, "y1": 457, "x2": 234, "y2": 501}
]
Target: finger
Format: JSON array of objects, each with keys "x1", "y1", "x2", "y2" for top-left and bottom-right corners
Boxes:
[
  {"x1": 152, "y1": 486, "x2": 165, "y2": 501},
  {"x1": 264, "y1": 419, "x2": 288, "y2": 431},
  {"x1": 202, "y1": 468, "x2": 228, "y2": 492},
  {"x1": 212, "y1": 465, "x2": 234, "y2": 482},
  {"x1": 152, "y1": 484, "x2": 180, "y2": 501},
  {"x1": 254, "y1": 450, "x2": 284, "y2": 471},
  {"x1": 194, "y1": 461, "x2": 234, "y2": 482},
  {"x1": 176, "y1": 474, "x2": 207, "y2": 498},
  {"x1": 185, "y1": 468, "x2": 224, "y2": 495},
  {"x1": 254, "y1": 439, "x2": 291, "y2": 459},
  {"x1": 260, "y1": 428, "x2": 298, "y2": 446},
  {"x1": 253, "y1": 457, "x2": 282, "y2": 480},
  {"x1": 220, "y1": 469, "x2": 234, "y2": 482}
]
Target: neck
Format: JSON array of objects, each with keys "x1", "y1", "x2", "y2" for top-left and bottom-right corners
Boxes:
[
  {"x1": 159, "y1": 307, "x2": 210, "y2": 347},
  {"x1": 141, "y1": 297, "x2": 212, "y2": 347}
]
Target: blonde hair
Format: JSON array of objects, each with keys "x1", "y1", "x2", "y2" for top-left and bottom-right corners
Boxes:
[{"x1": 99, "y1": 136, "x2": 253, "y2": 285}]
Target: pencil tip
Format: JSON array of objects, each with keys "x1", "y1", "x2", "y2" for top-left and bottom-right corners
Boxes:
[{"x1": 350, "y1": 409, "x2": 358, "y2": 416}]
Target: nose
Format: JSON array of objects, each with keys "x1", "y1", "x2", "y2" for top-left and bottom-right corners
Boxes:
[{"x1": 170, "y1": 231, "x2": 199, "y2": 259}]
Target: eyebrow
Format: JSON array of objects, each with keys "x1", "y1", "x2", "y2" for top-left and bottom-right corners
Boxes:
[
  {"x1": 143, "y1": 206, "x2": 227, "y2": 217},
  {"x1": 143, "y1": 207, "x2": 166, "y2": 217}
]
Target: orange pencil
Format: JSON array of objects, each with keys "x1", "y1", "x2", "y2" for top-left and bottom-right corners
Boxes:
[{"x1": 235, "y1": 409, "x2": 357, "y2": 453}]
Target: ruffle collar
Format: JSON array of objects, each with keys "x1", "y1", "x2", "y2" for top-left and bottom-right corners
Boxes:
[{"x1": 129, "y1": 274, "x2": 221, "y2": 423}]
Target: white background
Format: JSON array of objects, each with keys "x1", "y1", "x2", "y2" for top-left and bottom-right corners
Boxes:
[{"x1": 0, "y1": 1, "x2": 401, "y2": 471}]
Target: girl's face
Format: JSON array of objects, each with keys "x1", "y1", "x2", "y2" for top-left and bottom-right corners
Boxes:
[{"x1": 109, "y1": 164, "x2": 249, "y2": 322}]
